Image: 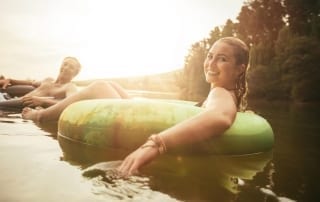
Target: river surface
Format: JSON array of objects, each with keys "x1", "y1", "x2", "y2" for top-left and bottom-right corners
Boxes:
[{"x1": 0, "y1": 100, "x2": 319, "y2": 202}]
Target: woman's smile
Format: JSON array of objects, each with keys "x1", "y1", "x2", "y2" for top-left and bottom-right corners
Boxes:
[{"x1": 207, "y1": 70, "x2": 219, "y2": 76}]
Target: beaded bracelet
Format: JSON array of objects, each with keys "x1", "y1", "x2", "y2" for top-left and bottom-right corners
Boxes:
[{"x1": 140, "y1": 134, "x2": 167, "y2": 154}]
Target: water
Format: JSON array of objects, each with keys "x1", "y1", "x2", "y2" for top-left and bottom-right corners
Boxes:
[{"x1": 0, "y1": 100, "x2": 319, "y2": 202}]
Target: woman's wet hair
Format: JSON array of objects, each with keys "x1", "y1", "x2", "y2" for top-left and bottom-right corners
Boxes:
[{"x1": 217, "y1": 37, "x2": 249, "y2": 111}]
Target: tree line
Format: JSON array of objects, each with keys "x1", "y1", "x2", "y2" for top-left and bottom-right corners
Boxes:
[{"x1": 177, "y1": 0, "x2": 320, "y2": 103}]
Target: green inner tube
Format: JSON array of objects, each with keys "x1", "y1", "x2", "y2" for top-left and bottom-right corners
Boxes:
[
  {"x1": 1, "y1": 85, "x2": 35, "y2": 97},
  {"x1": 58, "y1": 99, "x2": 274, "y2": 155},
  {"x1": 0, "y1": 99, "x2": 23, "y2": 111}
]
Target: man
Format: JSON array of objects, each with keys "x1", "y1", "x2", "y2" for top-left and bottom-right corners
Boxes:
[{"x1": 0, "y1": 57, "x2": 81, "y2": 109}]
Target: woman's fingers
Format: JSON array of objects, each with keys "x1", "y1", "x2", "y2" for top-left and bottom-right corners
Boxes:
[
  {"x1": 117, "y1": 146, "x2": 159, "y2": 177},
  {"x1": 118, "y1": 155, "x2": 135, "y2": 177}
]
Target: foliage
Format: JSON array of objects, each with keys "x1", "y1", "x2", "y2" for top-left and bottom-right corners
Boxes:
[
  {"x1": 180, "y1": 40, "x2": 210, "y2": 101},
  {"x1": 275, "y1": 32, "x2": 320, "y2": 101},
  {"x1": 284, "y1": 0, "x2": 320, "y2": 38},
  {"x1": 178, "y1": 0, "x2": 320, "y2": 102},
  {"x1": 247, "y1": 64, "x2": 287, "y2": 100},
  {"x1": 236, "y1": 0, "x2": 285, "y2": 45},
  {"x1": 221, "y1": 19, "x2": 237, "y2": 38}
]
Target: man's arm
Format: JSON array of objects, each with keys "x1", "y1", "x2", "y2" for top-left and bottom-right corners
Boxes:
[
  {"x1": 21, "y1": 83, "x2": 78, "y2": 108},
  {"x1": 21, "y1": 96, "x2": 59, "y2": 108},
  {"x1": 0, "y1": 77, "x2": 45, "y2": 89}
]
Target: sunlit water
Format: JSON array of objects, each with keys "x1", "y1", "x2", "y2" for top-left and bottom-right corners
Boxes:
[{"x1": 0, "y1": 100, "x2": 319, "y2": 202}]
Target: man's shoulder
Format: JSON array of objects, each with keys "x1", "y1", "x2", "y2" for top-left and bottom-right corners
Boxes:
[
  {"x1": 41, "y1": 77, "x2": 55, "y2": 83},
  {"x1": 37, "y1": 77, "x2": 54, "y2": 85},
  {"x1": 64, "y1": 82, "x2": 78, "y2": 90}
]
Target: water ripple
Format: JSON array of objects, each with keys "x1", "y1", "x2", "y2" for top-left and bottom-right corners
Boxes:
[{"x1": 82, "y1": 161, "x2": 179, "y2": 201}]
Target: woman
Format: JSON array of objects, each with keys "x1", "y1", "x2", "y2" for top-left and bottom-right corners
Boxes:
[
  {"x1": 22, "y1": 37, "x2": 249, "y2": 176},
  {"x1": 117, "y1": 36, "x2": 249, "y2": 176}
]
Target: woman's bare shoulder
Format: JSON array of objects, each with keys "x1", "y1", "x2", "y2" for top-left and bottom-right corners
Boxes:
[{"x1": 205, "y1": 87, "x2": 237, "y2": 110}]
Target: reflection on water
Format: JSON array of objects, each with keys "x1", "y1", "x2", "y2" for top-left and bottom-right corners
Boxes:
[
  {"x1": 249, "y1": 101, "x2": 320, "y2": 202},
  {"x1": 59, "y1": 128, "x2": 273, "y2": 201},
  {"x1": 0, "y1": 112, "x2": 50, "y2": 136},
  {"x1": 1, "y1": 101, "x2": 319, "y2": 201},
  {"x1": 143, "y1": 152, "x2": 273, "y2": 201},
  {"x1": 82, "y1": 161, "x2": 179, "y2": 201},
  {"x1": 78, "y1": 152, "x2": 273, "y2": 202}
]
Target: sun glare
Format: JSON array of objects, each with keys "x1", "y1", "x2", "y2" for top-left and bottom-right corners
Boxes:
[
  {"x1": 73, "y1": 0, "x2": 188, "y2": 79},
  {"x1": 0, "y1": 0, "x2": 244, "y2": 80}
]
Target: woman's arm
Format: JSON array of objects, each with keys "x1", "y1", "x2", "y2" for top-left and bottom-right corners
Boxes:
[
  {"x1": 159, "y1": 88, "x2": 237, "y2": 149},
  {"x1": 118, "y1": 87, "x2": 237, "y2": 176}
]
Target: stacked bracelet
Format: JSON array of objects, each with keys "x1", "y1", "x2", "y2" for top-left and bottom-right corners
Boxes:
[{"x1": 140, "y1": 134, "x2": 167, "y2": 154}]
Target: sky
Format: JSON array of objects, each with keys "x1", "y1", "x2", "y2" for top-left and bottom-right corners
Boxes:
[{"x1": 0, "y1": 0, "x2": 245, "y2": 80}]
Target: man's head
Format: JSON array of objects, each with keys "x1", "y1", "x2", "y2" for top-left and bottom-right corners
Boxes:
[{"x1": 57, "y1": 57, "x2": 81, "y2": 83}]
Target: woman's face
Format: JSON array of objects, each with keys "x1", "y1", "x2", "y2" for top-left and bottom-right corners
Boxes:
[{"x1": 203, "y1": 41, "x2": 244, "y2": 89}]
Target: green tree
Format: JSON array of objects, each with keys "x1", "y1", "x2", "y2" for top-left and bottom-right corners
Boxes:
[
  {"x1": 284, "y1": 0, "x2": 320, "y2": 38},
  {"x1": 236, "y1": 0, "x2": 285, "y2": 45},
  {"x1": 207, "y1": 26, "x2": 222, "y2": 47},
  {"x1": 179, "y1": 27, "x2": 223, "y2": 101},
  {"x1": 180, "y1": 40, "x2": 210, "y2": 101},
  {"x1": 247, "y1": 64, "x2": 284, "y2": 100},
  {"x1": 178, "y1": 0, "x2": 320, "y2": 102},
  {"x1": 236, "y1": 0, "x2": 286, "y2": 100},
  {"x1": 250, "y1": 40, "x2": 275, "y2": 67},
  {"x1": 221, "y1": 19, "x2": 236, "y2": 37},
  {"x1": 274, "y1": 27, "x2": 320, "y2": 101}
]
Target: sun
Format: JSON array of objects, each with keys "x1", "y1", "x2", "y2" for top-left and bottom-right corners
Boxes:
[{"x1": 69, "y1": 0, "x2": 190, "y2": 79}]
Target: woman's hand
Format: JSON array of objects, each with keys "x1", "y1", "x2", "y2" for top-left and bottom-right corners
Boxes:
[{"x1": 117, "y1": 145, "x2": 159, "y2": 177}]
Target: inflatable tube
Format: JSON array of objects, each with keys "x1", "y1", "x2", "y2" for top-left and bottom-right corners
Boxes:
[
  {"x1": 0, "y1": 85, "x2": 35, "y2": 111},
  {"x1": 1, "y1": 85, "x2": 35, "y2": 97},
  {"x1": 0, "y1": 98, "x2": 23, "y2": 111},
  {"x1": 58, "y1": 99, "x2": 274, "y2": 155}
]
